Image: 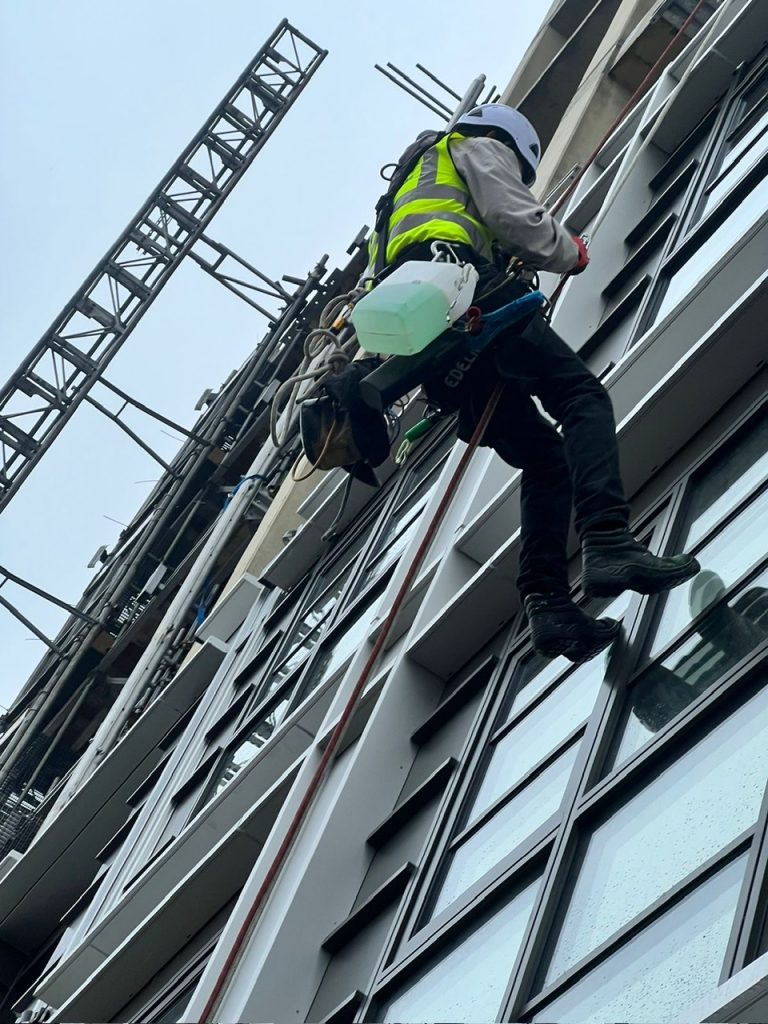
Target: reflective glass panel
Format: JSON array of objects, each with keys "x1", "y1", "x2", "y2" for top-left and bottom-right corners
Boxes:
[
  {"x1": 364, "y1": 504, "x2": 427, "y2": 583},
  {"x1": 683, "y1": 413, "x2": 768, "y2": 549},
  {"x1": 508, "y1": 593, "x2": 632, "y2": 719},
  {"x1": 259, "y1": 566, "x2": 356, "y2": 694},
  {"x1": 654, "y1": 173, "x2": 768, "y2": 324},
  {"x1": 150, "y1": 979, "x2": 200, "y2": 1023},
  {"x1": 207, "y1": 697, "x2": 291, "y2": 801},
  {"x1": 533, "y1": 854, "x2": 746, "y2": 1024},
  {"x1": 383, "y1": 877, "x2": 540, "y2": 1023},
  {"x1": 432, "y1": 741, "x2": 579, "y2": 917},
  {"x1": 470, "y1": 658, "x2": 608, "y2": 825},
  {"x1": 364, "y1": 459, "x2": 445, "y2": 584},
  {"x1": 544, "y1": 681, "x2": 768, "y2": 984},
  {"x1": 701, "y1": 109, "x2": 768, "y2": 216},
  {"x1": 301, "y1": 594, "x2": 381, "y2": 692},
  {"x1": 650, "y1": 486, "x2": 768, "y2": 656},
  {"x1": 612, "y1": 566, "x2": 768, "y2": 767}
]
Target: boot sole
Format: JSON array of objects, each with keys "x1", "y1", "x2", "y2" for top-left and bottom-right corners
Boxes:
[
  {"x1": 583, "y1": 556, "x2": 701, "y2": 598},
  {"x1": 531, "y1": 620, "x2": 621, "y2": 663}
]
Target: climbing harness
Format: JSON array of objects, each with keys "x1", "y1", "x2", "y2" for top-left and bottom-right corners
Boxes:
[
  {"x1": 201, "y1": 4, "x2": 714, "y2": 1013},
  {"x1": 358, "y1": 287, "x2": 546, "y2": 412}
]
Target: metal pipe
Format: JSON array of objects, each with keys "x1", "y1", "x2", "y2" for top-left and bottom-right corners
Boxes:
[
  {"x1": 415, "y1": 62, "x2": 462, "y2": 101},
  {"x1": 0, "y1": 594, "x2": 63, "y2": 654},
  {"x1": 0, "y1": 566, "x2": 100, "y2": 625},
  {"x1": 49, "y1": 460, "x2": 267, "y2": 810},
  {"x1": 374, "y1": 65, "x2": 450, "y2": 121},
  {"x1": 444, "y1": 74, "x2": 487, "y2": 131},
  {"x1": 385, "y1": 63, "x2": 453, "y2": 114},
  {"x1": 16, "y1": 675, "x2": 95, "y2": 806},
  {"x1": 98, "y1": 377, "x2": 209, "y2": 444},
  {"x1": 85, "y1": 395, "x2": 177, "y2": 475}
]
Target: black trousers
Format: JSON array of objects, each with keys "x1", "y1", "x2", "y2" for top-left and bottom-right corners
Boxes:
[{"x1": 424, "y1": 272, "x2": 630, "y2": 598}]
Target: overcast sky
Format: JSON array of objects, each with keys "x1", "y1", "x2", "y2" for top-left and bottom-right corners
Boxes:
[{"x1": 0, "y1": 1, "x2": 547, "y2": 710}]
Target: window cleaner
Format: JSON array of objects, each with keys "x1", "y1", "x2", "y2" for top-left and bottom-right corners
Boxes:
[{"x1": 353, "y1": 102, "x2": 700, "y2": 663}]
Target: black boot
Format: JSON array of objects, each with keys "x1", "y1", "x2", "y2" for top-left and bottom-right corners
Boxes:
[
  {"x1": 582, "y1": 529, "x2": 700, "y2": 598},
  {"x1": 524, "y1": 593, "x2": 621, "y2": 663}
]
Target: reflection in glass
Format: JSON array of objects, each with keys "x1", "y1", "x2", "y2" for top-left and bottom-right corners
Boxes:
[
  {"x1": 545, "y1": 683, "x2": 768, "y2": 984},
  {"x1": 260, "y1": 566, "x2": 355, "y2": 694},
  {"x1": 654, "y1": 173, "x2": 768, "y2": 324},
  {"x1": 364, "y1": 510, "x2": 424, "y2": 584},
  {"x1": 301, "y1": 595, "x2": 381, "y2": 692},
  {"x1": 433, "y1": 742, "x2": 579, "y2": 918},
  {"x1": 650, "y1": 486, "x2": 768, "y2": 656},
  {"x1": 365, "y1": 463, "x2": 442, "y2": 583},
  {"x1": 383, "y1": 878, "x2": 540, "y2": 1023},
  {"x1": 208, "y1": 697, "x2": 291, "y2": 801},
  {"x1": 151, "y1": 980, "x2": 200, "y2": 1023},
  {"x1": 682, "y1": 413, "x2": 768, "y2": 549},
  {"x1": 260, "y1": 565, "x2": 360, "y2": 692},
  {"x1": 508, "y1": 592, "x2": 632, "y2": 719},
  {"x1": 470, "y1": 665, "x2": 601, "y2": 825},
  {"x1": 613, "y1": 566, "x2": 768, "y2": 767},
  {"x1": 533, "y1": 854, "x2": 745, "y2": 1024},
  {"x1": 701, "y1": 109, "x2": 768, "y2": 217}
]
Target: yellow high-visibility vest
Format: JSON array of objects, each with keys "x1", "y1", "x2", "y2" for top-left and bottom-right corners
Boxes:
[{"x1": 368, "y1": 132, "x2": 494, "y2": 270}]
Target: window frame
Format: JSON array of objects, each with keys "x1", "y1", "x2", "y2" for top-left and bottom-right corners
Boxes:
[
  {"x1": 360, "y1": 394, "x2": 768, "y2": 1024},
  {"x1": 635, "y1": 54, "x2": 768, "y2": 337}
]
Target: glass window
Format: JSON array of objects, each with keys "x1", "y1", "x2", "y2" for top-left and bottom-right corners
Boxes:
[
  {"x1": 682, "y1": 412, "x2": 768, "y2": 549},
  {"x1": 701, "y1": 112, "x2": 768, "y2": 216},
  {"x1": 260, "y1": 563, "x2": 356, "y2": 694},
  {"x1": 508, "y1": 593, "x2": 632, "y2": 719},
  {"x1": 649, "y1": 485, "x2": 768, "y2": 656},
  {"x1": 532, "y1": 853, "x2": 746, "y2": 1024},
  {"x1": 611, "y1": 564, "x2": 768, "y2": 767},
  {"x1": 544, "y1": 681, "x2": 768, "y2": 985},
  {"x1": 470, "y1": 663, "x2": 602, "y2": 825},
  {"x1": 300, "y1": 593, "x2": 382, "y2": 693},
  {"x1": 432, "y1": 742, "x2": 580, "y2": 918},
  {"x1": 206, "y1": 696, "x2": 291, "y2": 802},
  {"x1": 363, "y1": 454, "x2": 446, "y2": 585},
  {"x1": 382, "y1": 876, "x2": 540, "y2": 1024},
  {"x1": 698, "y1": 72, "x2": 768, "y2": 220},
  {"x1": 149, "y1": 979, "x2": 199, "y2": 1023},
  {"x1": 653, "y1": 172, "x2": 768, "y2": 324}
]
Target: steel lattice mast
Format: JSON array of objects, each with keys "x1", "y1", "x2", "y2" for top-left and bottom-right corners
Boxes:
[{"x1": 0, "y1": 20, "x2": 326, "y2": 513}]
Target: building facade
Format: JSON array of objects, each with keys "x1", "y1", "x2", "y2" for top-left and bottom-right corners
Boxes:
[{"x1": 2, "y1": 0, "x2": 768, "y2": 1021}]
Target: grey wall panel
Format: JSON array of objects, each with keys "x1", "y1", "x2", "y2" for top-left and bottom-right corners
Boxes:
[{"x1": 308, "y1": 909, "x2": 394, "y2": 1023}]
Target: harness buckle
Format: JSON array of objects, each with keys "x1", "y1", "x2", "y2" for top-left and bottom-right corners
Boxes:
[{"x1": 465, "y1": 306, "x2": 483, "y2": 334}]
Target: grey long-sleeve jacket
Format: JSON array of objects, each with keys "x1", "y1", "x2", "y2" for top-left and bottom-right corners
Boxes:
[{"x1": 450, "y1": 135, "x2": 579, "y2": 275}]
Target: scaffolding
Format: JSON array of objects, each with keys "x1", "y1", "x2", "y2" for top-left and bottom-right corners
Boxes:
[{"x1": 0, "y1": 19, "x2": 341, "y2": 858}]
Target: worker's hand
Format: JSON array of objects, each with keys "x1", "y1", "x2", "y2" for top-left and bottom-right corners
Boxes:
[{"x1": 570, "y1": 235, "x2": 590, "y2": 275}]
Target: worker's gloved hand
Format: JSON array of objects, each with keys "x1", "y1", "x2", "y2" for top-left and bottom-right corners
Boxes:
[{"x1": 570, "y1": 235, "x2": 590, "y2": 275}]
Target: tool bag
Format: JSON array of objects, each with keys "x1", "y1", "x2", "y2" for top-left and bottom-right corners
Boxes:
[{"x1": 299, "y1": 358, "x2": 391, "y2": 487}]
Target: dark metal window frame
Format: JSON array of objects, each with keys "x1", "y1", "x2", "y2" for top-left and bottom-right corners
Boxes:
[
  {"x1": 125, "y1": 932, "x2": 219, "y2": 1023},
  {"x1": 581, "y1": 103, "x2": 717, "y2": 362},
  {"x1": 689, "y1": 59, "x2": 768, "y2": 229},
  {"x1": 361, "y1": 394, "x2": 768, "y2": 1021},
  {"x1": 634, "y1": 53, "x2": 768, "y2": 338},
  {"x1": 381, "y1": 513, "x2": 662, "y2": 968}
]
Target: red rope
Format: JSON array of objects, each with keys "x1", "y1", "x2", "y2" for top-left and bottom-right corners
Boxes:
[
  {"x1": 198, "y1": 5, "x2": 715, "y2": 1016},
  {"x1": 197, "y1": 384, "x2": 505, "y2": 1022}
]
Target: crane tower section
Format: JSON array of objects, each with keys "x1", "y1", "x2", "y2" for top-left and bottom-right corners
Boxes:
[{"x1": 0, "y1": 20, "x2": 326, "y2": 513}]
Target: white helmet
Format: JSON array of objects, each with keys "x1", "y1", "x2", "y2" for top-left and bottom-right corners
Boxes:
[{"x1": 454, "y1": 104, "x2": 541, "y2": 185}]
